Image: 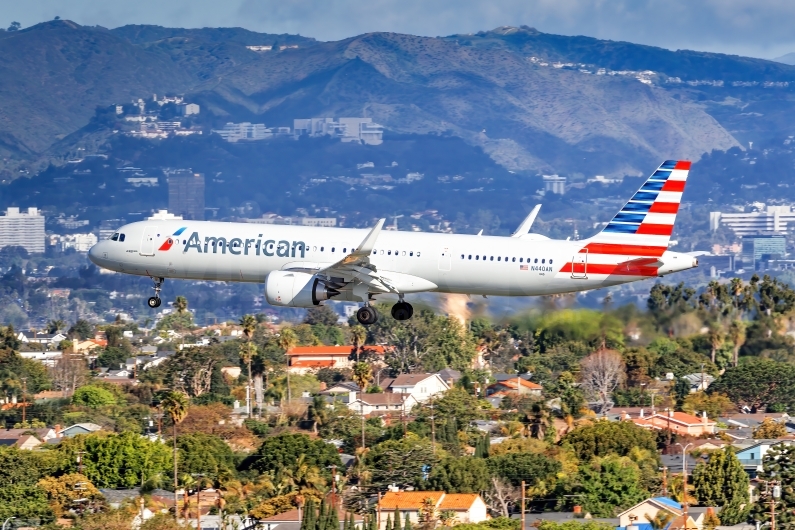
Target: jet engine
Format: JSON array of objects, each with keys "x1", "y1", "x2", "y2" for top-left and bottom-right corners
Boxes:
[{"x1": 265, "y1": 271, "x2": 340, "y2": 307}]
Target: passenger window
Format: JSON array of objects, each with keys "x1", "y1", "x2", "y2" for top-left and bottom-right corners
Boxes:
[
  {"x1": 497, "y1": 257, "x2": 501, "y2": 261},
  {"x1": 490, "y1": 256, "x2": 494, "y2": 261},
  {"x1": 550, "y1": 259, "x2": 553, "y2": 264},
  {"x1": 534, "y1": 258, "x2": 538, "y2": 263},
  {"x1": 542, "y1": 259, "x2": 545, "y2": 264},
  {"x1": 476, "y1": 256, "x2": 479, "y2": 260},
  {"x1": 320, "y1": 246, "x2": 324, "y2": 252},
  {"x1": 512, "y1": 257, "x2": 516, "y2": 262},
  {"x1": 402, "y1": 251, "x2": 406, "y2": 256},
  {"x1": 519, "y1": 258, "x2": 523, "y2": 263},
  {"x1": 119, "y1": 234, "x2": 126, "y2": 242},
  {"x1": 504, "y1": 257, "x2": 508, "y2": 261},
  {"x1": 417, "y1": 252, "x2": 421, "y2": 257},
  {"x1": 110, "y1": 233, "x2": 119, "y2": 241},
  {"x1": 468, "y1": 255, "x2": 472, "y2": 260},
  {"x1": 313, "y1": 246, "x2": 317, "y2": 251},
  {"x1": 388, "y1": 250, "x2": 392, "y2": 255},
  {"x1": 461, "y1": 254, "x2": 465, "y2": 259},
  {"x1": 373, "y1": 250, "x2": 377, "y2": 254},
  {"x1": 343, "y1": 248, "x2": 347, "y2": 253},
  {"x1": 331, "y1": 247, "x2": 335, "y2": 252},
  {"x1": 410, "y1": 251, "x2": 414, "y2": 256},
  {"x1": 394, "y1": 250, "x2": 398, "y2": 255}
]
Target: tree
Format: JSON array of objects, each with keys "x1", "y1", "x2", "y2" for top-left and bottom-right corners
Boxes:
[
  {"x1": 249, "y1": 433, "x2": 341, "y2": 477},
  {"x1": 681, "y1": 392, "x2": 734, "y2": 419},
  {"x1": 728, "y1": 321, "x2": 746, "y2": 367},
  {"x1": 350, "y1": 325, "x2": 367, "y2": 361},
  {"x1": 352, "y1": 362, "x2": 373, "y2": 390},
  {"x1": 753, "y1": 418, "x2": 787, "y2": 439},
  {"x1": 645, "y1": 510, "x2": 674, "y2": 530},
  {"x1": 7, "y1": 22, "x2": 20, "y2": 32},
  {"x1": 307, "y1": 394, "x2": 329, "y2": 434},
  {"x1": 427, "y1": 456, "x2": 491, "y2": 493},
  {"x1": 692, "y1": 447, "x2": 749, "y2": 525},
  {"x1": 177, "y1": 433, "x2": 235, "y2": 479},
  {"x1": 709, "y1": 359, "x2": 795, "y2": 411},
  {"x1": 239, "y1": 341, "x2": 257, "y2": 416},
  {"x1": 47, "y1": 319, "x2": 65, "y2": 334},
  {"x1": 580, "y1": 349, "x2": 625, "y2": 414},
  {"x1": 240, "y1": 314, "x2": 257, "y2": 339},
  {"x1": 486, "y1": 452, "x2": 561, "y2": 488},
  {"x1": 564, "y1": 455, "x2": 647, "y2": 517},
  {"x1": 278, "y1": 328, "x2": 298, "y2": 402},
  {"x1": 72, "y1": 384, "x2": 117, "y2": 407},
  {"x1": 38, "y1": 473, "x2": 101, "y2": 516},
  {"x1": 174, "y1": 296, "x2": 188, "y2": 314},
  {"x1": 366, "y1": 435, "x2": 439, "y2": 491},
  {"x1": 305, "y1": 306, "x2": 340, "y2": 327},
  {"x1": 561, "y1": 420, "x2": 658, "y2": 462},
  {"x1": 162, "y1": 390, "x2": 189, "y2": 510}
]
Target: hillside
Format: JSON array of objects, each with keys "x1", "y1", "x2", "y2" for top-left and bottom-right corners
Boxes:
[{"x1": 8, "y1": 20, "x2": 795, "y2": 180}]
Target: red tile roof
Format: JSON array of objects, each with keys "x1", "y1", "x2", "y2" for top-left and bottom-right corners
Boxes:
[
  {"x1": 438, "y1": 494, "x2": 481, "y2": 510},
  {"x1": 287, "y1": 345, "x2": 386, "y2": 356},
  {"x1": 291, "y1": 360, "x2": 336, "y2": 367},
  {"x1": 379, "y1": 491, "x2": 445, "y2": 510}
]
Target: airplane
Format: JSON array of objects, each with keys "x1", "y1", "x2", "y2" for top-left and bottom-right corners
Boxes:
[{"x1": 88, "y1": 160, "x2": 698, "y2": 326}]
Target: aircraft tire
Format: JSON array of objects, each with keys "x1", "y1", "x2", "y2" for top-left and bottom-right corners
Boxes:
[
  {"x1": 391, "y1": 302, "x2": 413, "y2": 321},
  {"x1": 356, "y1": 306, "x2": 378, "y2": 326},
  {"x1": 148, "y1": 297, "x2": 160, "y2": 308}
]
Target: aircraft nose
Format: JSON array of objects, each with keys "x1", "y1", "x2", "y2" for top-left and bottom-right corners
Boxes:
[{"x1": 88, "y1": 242, "x2": 102, "y2": 265}]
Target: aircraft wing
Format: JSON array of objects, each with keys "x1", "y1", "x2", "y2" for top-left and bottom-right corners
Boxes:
[{"x1": 317, "y1": 218, "x2": 398, "y2": 293}]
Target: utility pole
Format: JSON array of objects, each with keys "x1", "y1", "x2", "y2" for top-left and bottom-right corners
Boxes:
[
  {"x1": 360, "y1": 402, "x2": 366, "y2": 451},
  {"x1": 661, "y1": 466, "x2": 668, "y2": 497},
  {"x1": 21, "y1": 377, "x2": 27, "y2": 424},
  {"x1": 521, "y1": 480, "x2": 526, "y2": 530},
  {"x1": 331, "y1": 464, "x2": 338, "y2": 508},
  {"x1": 430, "y1": 394, "x2": 436, "y2": 452},
  {"x1": 77, "y1": 451, "x2": 86, "y2": 474},
  {"x1": 197, "y1": 488, "x2": 201, "y2": 530}
]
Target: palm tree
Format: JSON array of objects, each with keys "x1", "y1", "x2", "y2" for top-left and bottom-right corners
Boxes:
[
  {"x1": 645, "y1": 510, "x2": 675, "y2": 530},
  {"x1": 174, "y1": 296, "x2": 188, "y2": 314},
  {"x1": 239, "y1": 341, "x2": 258, "y2": 418},
  {"x1": 669, "y1": 473, "x2": 696, "y2": 505},
  {"x1": 161, "y1": 390, "x2": 189, "y2": 513},
  {"x1": 240, "y1": 314, "x2": 257, "y2": 340},
  {"x1": 728, "y1": 320, "x2": 746, "y2": 367},
  {"x1": 527, "y1": 401, "x2": 551, "y2": 440},
  {"x1": 350, "y1": 325, "x2": 367, "y2": 361},
  {"x1": 47, "y1": 319, "x2": 65, "y2": 334},
  {"x1": 282, "y1": 454, "x2": 326, "y2": 493},
  {"x1": 352, "y1": 362, "x2": 373, "y2": 391},
  {"x1": 278, "y1": 328, "x2": 298, "y2": 403},
  {"x1": 708, "y1": 324, "x2": 723, "y2": 364},
  {"x1": 308, "y1": 395, "x2": 329, "y2": 434}
]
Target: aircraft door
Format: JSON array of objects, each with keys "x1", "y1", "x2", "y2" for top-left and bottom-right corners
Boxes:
[
  {"x1": 140, "y1": 226, "x2": 157, "y2": 256},
  {"x1": 438, "y1": 247, "x2": 452, "y2": 271},
  {"x1": 571, "y1": 250, "x2": 587, "y2": 279}
]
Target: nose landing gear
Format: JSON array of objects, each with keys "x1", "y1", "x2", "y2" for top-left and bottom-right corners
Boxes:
[{"x1": 147, "y1": 277, "x2": 164, "y2": 308}]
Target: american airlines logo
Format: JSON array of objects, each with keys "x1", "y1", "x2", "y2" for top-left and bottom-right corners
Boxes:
[
  {"x1": 176, "y1": 231, "x2": 308, "y2": 258},
  {"x1": 158, "y1": 227, "x2": 187, "y2": 251}
]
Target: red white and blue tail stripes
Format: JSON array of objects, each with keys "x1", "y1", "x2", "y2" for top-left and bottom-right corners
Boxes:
[{"x1": 557, "y1": 160, "x2": 690, "y2": 278}]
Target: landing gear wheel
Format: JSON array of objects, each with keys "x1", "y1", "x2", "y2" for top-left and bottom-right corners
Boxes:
[
  {"x1": 148, "y1": 277, "x2": 164, "y2": 309},
  {"x1": 356, "y1": 306, "x2": 379, "y2": 326},
  {"x1": 148, "y1": 297, "x2": 161, "y2": 308},
  {"x1": 391, "y1": 301, "x2": 414, "y2": 321}
]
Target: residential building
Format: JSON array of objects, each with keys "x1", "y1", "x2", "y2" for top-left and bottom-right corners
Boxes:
[
  {"x1": 245, "y1": 214, "x2": 337, "y2": 227},
  {"x1": 710, "y1": 205, "x2": 795, "y2": 235},
  {"x1": 179, "y1": 103, "x2": 200, "y2": 116},
  {"x1": 16, "y1": 331, "x2": 67, "y2": 346},
  {"x1": 348, "y1": 392, "x2": 417, "y2": 416},
  {"x1": 57, "y1": 233, "x2": 98, "y2": 252},
  {"x1": 167, "y1": 171, "x2": 205, "y2": 220},
  {"x1": 293, "y1": 117, "x2": 384, "y2": 145},
  {"x1": 617, "y1": 497, "x2": 709, "y2": 530},
  {"x1": 543, "y1": 175, "x2": 566, "y2": 195},
  {"x1": 384, "y1": 373, "x2": 450, "y2": 404},
  {"x1": 377, "y1": 491, "x2": 488, "y2": 529},
  {"x1": 734, "y1": 439, "x2": 795, "y2": 477},
  {"x1": 0, "y1": 207, "x2": 45, "y2": 253},
  {"x1": 59, "y1": 423, "x2": 103, "y2": 437},
  {"x1": 259, "y1": 508, "x2": 363, "y2": 530},
  {"x1": 741, "y1": 234, "x2": 786, "y2": 267},
  {"x1": 631, "y1": 410, "x2": 716, "y2": 436},
  {"x1": 681, "y1": 372, "x2": 715, "y2": 393},
  {"x1": 287, "y1": 345, "x2": 386, "y2": 373},
  {"x1": 486, "y1": 377, "x2": 543, "y2": 397},
  {"x1": 213, "y1": 122, "x2": 273, "y2": 142},
  {"x1": 98, "y1": 219, "x2": 125, "y2": 241}
]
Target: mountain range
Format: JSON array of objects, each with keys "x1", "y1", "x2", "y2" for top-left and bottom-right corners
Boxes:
[{"x1": 2, "y1": 20, "x2": 795, "y2": 180}]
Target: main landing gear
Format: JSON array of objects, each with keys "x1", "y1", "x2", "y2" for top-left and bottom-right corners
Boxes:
[
  {"x1": 147, "y1": 277, "x2": 164, "y2": 308},
  {"x1": 391, "y1": 301, "x2": 413, "y2": 321},
  {"x1": 356, "y1": 305, "x2": 379, "y2": 326}
]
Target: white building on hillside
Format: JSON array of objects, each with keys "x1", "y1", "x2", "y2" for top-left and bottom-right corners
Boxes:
[
  {"x1": 710, "y1": 205, "x2": 795, "y2": 235},
  {"x1": 383, "y1": 373, "x2": 450, "y2": 404},
  {"x1": 58, "y1": 233, "x2": 98, "y2": 252},
  {"x1": 0, "y1": 207, "x2": 45, "y2": 253},
  {"x1": 213, "y1": 122, "x2": 273, "y2": 142},
  {"x1": 293, "y1": 117, "x2": 384, "y2": 145}
]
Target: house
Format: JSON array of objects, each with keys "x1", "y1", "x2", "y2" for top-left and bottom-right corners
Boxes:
[
  {"x1": 287, "y1": 345, "x2": 386, "y2": 373},
  {"x1": 385, "y1": 373, "x2": 450, "y2": 404},
  {"x1": 617, "y1": 497, "x2": 710, "y2": 530},
  {"x1": 630, "y1": 410, "x2": 716, "y2": 436},
  {"x1": 59, "y1": 423, "x2": 103, "y2": 437},
  {"x1": 734, "y1": 439, "x2": 795, "y2": 477},
  {"x1": 348, "y1": 393, "x2": 417, "y2": 416},
  {"x1": 17, "y1": 331, "x2": 67, "y2": 346},
  {"x1": 15, "y1": 434, "x2": 43, "y2": 450},
  {"x1": 486, "y1": 377, "x2": 542, "y2": 397},
  {"x1": 0, "y1": 427, "x2": 58, "y2": 444},
  {"x1": 377, "y1": 491, "x2": 488, "y2": 529},
  {"x1": 73, "y1": 339, "x2": 106, "y2": 354},
  {"x1": 19, "y1": 349, "x2": 62, "y2": 366},
  {"x1": 660, "y1": 454, "x2": 700, "y2": 475},
  {"x1": 682, "y1": 373, "x2": 715, "y2": 393},
  {"x1": 436, "y1": 368, "x2": 462, "y2": 387},
  {"x1": 258, "y1": 507, "x2": 363, "y2": 530}
]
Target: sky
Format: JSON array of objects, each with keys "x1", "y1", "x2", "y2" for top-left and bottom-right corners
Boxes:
[{"x1": 5, "y1": 0, "x2": 795, "y2": 60}]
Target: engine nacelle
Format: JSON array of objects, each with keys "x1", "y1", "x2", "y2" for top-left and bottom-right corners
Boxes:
[{"x1": 265, "y1": 271, "x2": 340, "y2": 307}]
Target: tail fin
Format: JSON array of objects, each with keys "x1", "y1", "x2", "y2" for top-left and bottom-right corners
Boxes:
[{"x1": 585, "y1": 160, "x2": 690, "y2": 256}]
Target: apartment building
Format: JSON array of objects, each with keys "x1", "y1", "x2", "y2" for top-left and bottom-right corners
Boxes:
[{"x1": 0, "y1": 207, "x2": 45, "y2": 254}]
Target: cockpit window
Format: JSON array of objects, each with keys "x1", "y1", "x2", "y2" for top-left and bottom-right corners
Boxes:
[
  {"x1": 110, "y1": 233, "x2": 119, "y2": 241},
  {"x1": 119, "y1": 234, "x2": 126, "y2": 242}
]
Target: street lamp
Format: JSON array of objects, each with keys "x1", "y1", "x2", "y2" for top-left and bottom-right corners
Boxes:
[{"x1": 675, "y1": 442, "x2": 693, "y2": 525}]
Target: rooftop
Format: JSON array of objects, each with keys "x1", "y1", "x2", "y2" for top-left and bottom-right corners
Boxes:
[{"x1": 379, "y1": 491, "x2": 445, "y2": 510}]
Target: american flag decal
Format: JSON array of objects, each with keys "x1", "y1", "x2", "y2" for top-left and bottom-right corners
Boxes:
[{"x1": 520, "y1": 264, "x2": 528, "y2": 271}]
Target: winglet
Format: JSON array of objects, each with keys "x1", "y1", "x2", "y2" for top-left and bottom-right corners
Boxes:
[
  {"x1": 354, "y1": 218, "x2": 385, "y2": 256},
  {"x1": 511, "y1": 205, "x2": 541, "y2": 237}
]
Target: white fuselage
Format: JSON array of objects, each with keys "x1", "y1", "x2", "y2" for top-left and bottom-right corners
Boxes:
[{"x1": 88, "y1": 219, "x2": 697, "y2": 300}]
